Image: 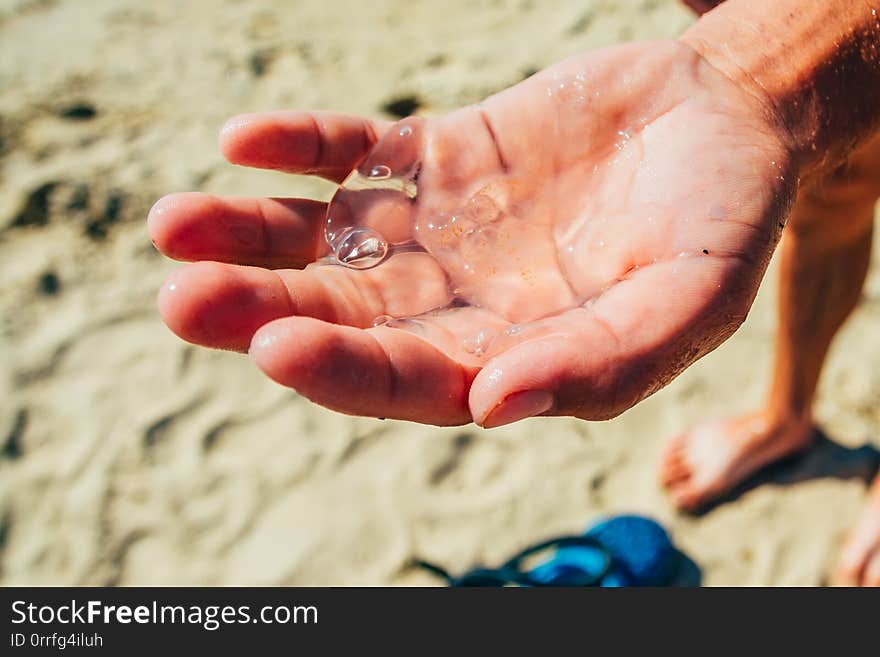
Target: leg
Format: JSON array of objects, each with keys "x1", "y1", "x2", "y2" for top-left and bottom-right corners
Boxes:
[
  {"x1": 671, "y1": 0, "x2": 880, "y2": 587},
  {"x1": 660, "y1": 136, "x2": 880, "y2": 511}
]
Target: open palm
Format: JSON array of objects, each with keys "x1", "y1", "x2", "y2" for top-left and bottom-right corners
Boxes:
[{"x1": 150, "y1": 41, "x2": 795, "y2": 426}]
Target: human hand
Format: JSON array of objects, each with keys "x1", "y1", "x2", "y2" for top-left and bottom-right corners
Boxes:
[{"x1": 149, "y1": 40, "x2": 796, "y2": 426}]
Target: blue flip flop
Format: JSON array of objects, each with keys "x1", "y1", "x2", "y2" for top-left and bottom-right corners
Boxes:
[{"x1": 415, "y1": 514, "x2": 700, "y2": 587}]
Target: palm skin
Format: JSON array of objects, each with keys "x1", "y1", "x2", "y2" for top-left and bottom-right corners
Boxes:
[{"x1": 149, "y1": 40, "x2": 796, "y2": 427}]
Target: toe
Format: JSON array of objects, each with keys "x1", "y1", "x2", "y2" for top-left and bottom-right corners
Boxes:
[
  {"x1": 834, "y1": 559, "x2": 861, "y2": 586},
  {"x1": 863, "y1": 551, "x2": 880, "y2": 587},
  {"x1": 834, "y1": 536, "x2": 873, "y2": 586},
  {"x1": 834, "y1": 547, "x2": 866, "y2": 586},
  {"x1": 835, "y1": 498, "x2": 880, "y2": 585},
  {"x1": 660, "y1": 455, "x2": 691, "y2": 486},
  {"x1": 671, "y1": 481, "x2": 707, "y2": 511},
  {"x1": 661, "y1": 432, "x2": 687, "y2": 458},
  {"x1": 659, "y1": 434, "x2": 687, "y2": 472}
]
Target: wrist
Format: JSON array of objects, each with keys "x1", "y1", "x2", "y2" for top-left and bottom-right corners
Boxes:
[{"x1": 680, "y1": 0, "x2": 880, "y2": 178}]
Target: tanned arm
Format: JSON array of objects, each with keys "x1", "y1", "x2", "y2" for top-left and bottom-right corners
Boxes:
[{"x1": 682, "y1": 0, "x2": 880, "y2": 175}]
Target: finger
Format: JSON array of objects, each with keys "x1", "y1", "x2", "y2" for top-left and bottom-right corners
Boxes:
[
  {"x1": 469, "y1": 254, "x2": 756, "y2": 426},
  {"x1": 158, "y1": 262, "x2": 294, "y2": 352},
  {"x1": 249, "y1": 316, "x2": 473, "y2": 425},
  {"x1": 220, "y1": 111, "x2": 392, "y2": 182},
  {"x1": 158, "y1": 254, "x2": 450, "y2": 352},
  {"x1": 148, "y1": 192, "x2": 326, "y2": 268}
]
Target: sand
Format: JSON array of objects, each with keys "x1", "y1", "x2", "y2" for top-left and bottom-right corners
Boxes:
[{"x1": 1, "y1": 0, "x2": 879, "y2": 586}]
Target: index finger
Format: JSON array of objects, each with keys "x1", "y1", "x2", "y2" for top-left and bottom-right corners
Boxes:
[{"x1": 220, "y1": 111, "x2": 392, "y2": 182}]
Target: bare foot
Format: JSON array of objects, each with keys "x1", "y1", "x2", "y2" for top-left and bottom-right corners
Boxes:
[
  {"x1": 659, "y1": 412, "x2": 814, "y2": 510},
  {"x1": 835, "y1": 476, "x2": 880, "y2": 586}
]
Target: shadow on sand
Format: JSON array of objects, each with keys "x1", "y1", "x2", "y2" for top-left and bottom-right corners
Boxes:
[{"x1": 691, "y1": 429, "x2": 880, "y2": 516}]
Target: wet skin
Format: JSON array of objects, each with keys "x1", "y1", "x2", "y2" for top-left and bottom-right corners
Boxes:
[
  {"x1": 658, "y1": 0, "x2": 880, "y2": 587},
  {"x1": 149, "y1": 41, "x2": 796, "y2": 427}
]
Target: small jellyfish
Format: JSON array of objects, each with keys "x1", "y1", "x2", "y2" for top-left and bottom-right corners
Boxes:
[
  {"x1": 369, "y1": 165, "x2": 392, "y2": 180},
  {"x1": 372, "y1": 314, "x2": 393, "y2": 327},
  {"x1": 324, "y1": 117, "x2": 425, "y2": 269},
  {"x1": 330, "y1": 226, "x2": 389, "y2": 269}
]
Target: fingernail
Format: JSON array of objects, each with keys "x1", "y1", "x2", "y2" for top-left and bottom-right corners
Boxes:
[
  {"x1": 146, "y1": 194, "x2": 175, "y2": 230},
  {"x1": 249, "y1": 329, "x2": 277, "y2": 354},
  {"x1": 481, "y1": 390, "x2": 554, "y2": 429},
  {"x1": 220, "y1": 113, "x2": 255, "y2": 136}
]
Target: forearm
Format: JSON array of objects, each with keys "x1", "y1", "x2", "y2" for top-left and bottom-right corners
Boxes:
[{"x1": 681, "y1": 0, "x2": 880, "y2": 175}]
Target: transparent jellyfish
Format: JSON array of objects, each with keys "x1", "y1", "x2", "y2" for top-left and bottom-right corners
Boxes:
[
  {"x1": 322, "y1": 113, "x2": 577, "y2": 345},
  {"x1": 324, "y1": 117, "x2": 425, "y2": 270}
]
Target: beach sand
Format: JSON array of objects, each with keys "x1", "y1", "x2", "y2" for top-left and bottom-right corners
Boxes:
[{"x1": 1, "y1": 0, "x2": 879, "y2": 586}]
